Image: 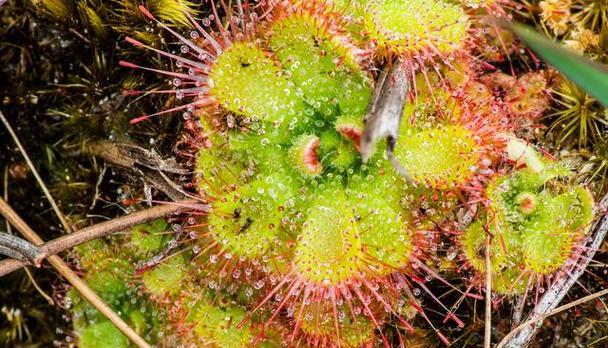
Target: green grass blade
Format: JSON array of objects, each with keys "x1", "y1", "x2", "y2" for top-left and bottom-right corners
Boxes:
[{"x1": 509, "y1": 23, "x2": 608, "y2": 107}]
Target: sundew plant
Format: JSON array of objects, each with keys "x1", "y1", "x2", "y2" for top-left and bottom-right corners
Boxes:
[{"x1": 57, "y1": 0, "x2": 598, "y2": 347}]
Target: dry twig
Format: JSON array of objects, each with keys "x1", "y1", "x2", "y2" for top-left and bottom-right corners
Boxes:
[
  {"x1": 0, "y1": 197, "x2": 152, "y2": 348},
  {"x1": 3, "y1": 166, "x2": 54, "y2": 304},
  {"x1": 0, "y1": 199, "x2": 202, "y2": 277},
  {"x1": 1, "y1": 110, "x2": 151, "y2": 347},
  {"x1": 497, "y1": 288, "x2": 608, "y2": 348},
  {"x1": 0, "y1": 232, "x2": 44, "y2": 264},
  {"x1": 85, "y1": 140, "x2": 192, "y2": 201}
]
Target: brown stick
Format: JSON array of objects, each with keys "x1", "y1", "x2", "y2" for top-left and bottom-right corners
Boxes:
[
  {"x1": 497, "y1": 288, "x2": 608, "y2": 348},
  {"x1": 0, "y1": 232, "x2": 44, "y2": 264},
  {"x1": 0, "y1": 200, "x2": 202, "y2": 277},
  {"x1": 0, "y1": 197, "x2": 152, "y2": 348},
  {"x1": 4, "y1": 166, "x2": 54, "y2": 304}
]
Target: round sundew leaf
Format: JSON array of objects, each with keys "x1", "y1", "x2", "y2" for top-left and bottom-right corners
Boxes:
[
  {"x1": 73, "y1": 239, "x2": 111, "y2": 270},
  {"x1": 293, "y1": 188, "x2": 412, "y2": 285},
  {"x1": 359, "y1": 194, "x2": 413, "y2": 269},
  {"x1": 208, "y1": 172, "x2": 299, "y2": 261},
  {"x1": 86, "y1": 267, "x2": 130, "y2": 306},
  {"x1": 128, "y1": 310, "x2": 148, "y2": 338},
  {"x1": 401, "y1": 83, "x2": 463, "y2": 128},
  {"x1": 227, "y1": 125, "x2": 294, "y2": 167},
  {"x1": 130, "y1": 219, "x2": 169, "y2": 257},
  {"x1": 522, "y1": 186, "x2": 594, "y2": 274},
  {"x1": 209, "y1": 42, "x2": 307, "y2": 124},
  {"x1": 460, "y1": 220, "x2": 529, "y2": 295},
  {"x1": 196, "y1": 141, "x2": 250, "y2": 194},
  {"x1": 253, "y1": 143, "x2": 303, "y2": 179},
  {"x1": 79, "y1": 321, "x2": 129, "y2": 348},
  {"x1": 568, "y1": 186, "x2": 595, "y2": 230},
  {"x1": 460, "y1": 219, "x2": 513, "y2": 273},
  {"x1": 364, "y1": 0, "x2": 470, "y2": 55},
  {"x1": 330, "y1": 0, "x2": 368, "y2": 14},
  {"x1": 228, "y1": 116, "x2": 299, "y2": 147},
  {"x1": 486, "y1": 164, "x2": 575, "y2": 234},
  {"x1": 294, "y1": 198, "x2": 364, "y2": 284},
  {"x1": 347, "y1": 159, "x2": 409, "y2": 211},
  {"x1": 335, "y1": 71, "x2": 373, "y2": 118},
  {"x1": 269, "y1": 13, "x2": 370, "y2": 118},
  {"x1": 269, "y1": 15, "x2": 342, "y2": 117},
  {"x1": 77, "y1": 251, "x2": 133, "y2": 308},
  {"x1": 225, "y1": 126, "x2": 306, "y2": 182},
  {"x1": 141, "y1": 255, "x2": 186, "y2": 296},
  {"x1": 69, "y1": 225, "x2": 166, "y2": 345},
  {"x1": 69, "y1": 270, "x2": 131, "y2": 328},
  {"x1": 487, "y1": 181, "x2": 531, "y2": 231},
  {"x1": 476, "y1": 163, "x2": 596, "y2": 283},
  {"x1": 188, "y1": 301, "x2": 254, "y2": 348},
  {"x1": 486, "y1": 171, "x2": 545, "y2": 230},
  {"x1": 393, "y1": 125, "x2": 479, "y2": 188}
]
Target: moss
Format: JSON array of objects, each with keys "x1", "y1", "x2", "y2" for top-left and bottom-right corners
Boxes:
[{"x1": 149, "y1": 0, "x2": 198, "y2": 27}]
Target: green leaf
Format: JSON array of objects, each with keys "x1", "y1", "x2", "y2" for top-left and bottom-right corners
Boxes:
[{"x1": 508, "y1": 23, "x2": 608, "y2": 107}]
